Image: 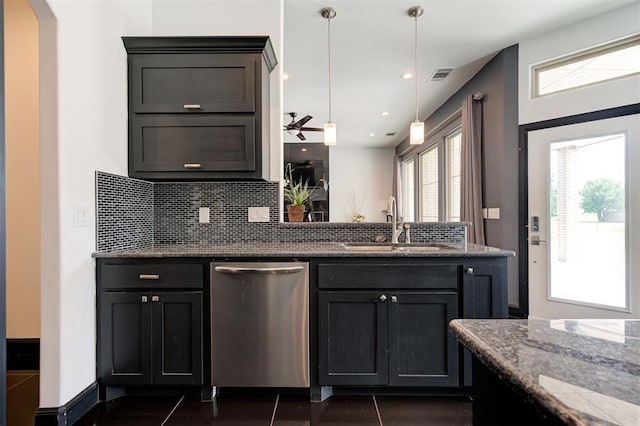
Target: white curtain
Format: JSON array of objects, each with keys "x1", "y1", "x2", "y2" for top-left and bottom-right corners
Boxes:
[{"x1": 460, "y1": 95, "x2": 485, "y2": 245}]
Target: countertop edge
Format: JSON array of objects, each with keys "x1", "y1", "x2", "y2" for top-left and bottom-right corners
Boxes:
[{"x1": 449, "y1": 320, "x2": 586, "y2": 426}]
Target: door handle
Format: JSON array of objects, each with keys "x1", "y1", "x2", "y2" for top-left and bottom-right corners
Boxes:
[
  {"x1": 183, "y1": 163, "x2": 202, "y2": 169},
  {"x1": 531, "y1": 235, "x2": 548, "y2": 245},
  {"x1": 139, "y1": 274, "x2": 160, "y2": 280},
  {"x1": 214, "y1": 266, "x2": 304, "y2": 274},
  {"x1": 183, "y1": 104, "x2": 201, "y2": 109}
]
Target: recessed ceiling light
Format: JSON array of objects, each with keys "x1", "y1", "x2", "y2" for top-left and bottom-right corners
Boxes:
[
  {"x1": 401, "y1": 72, "x2": 413, "y2": 79},
  {"x1": 368, "y1": 132, "x2": 375, "y2": 137},
  {"x1": 301, "y1": 148, "x2": 308, "y2": 152},
  {"x1": 282, "y1": 73, "x2": 289, "y2": 80},
  {"x1": 381, "y1": 111, "x2": 390, "y2": 116}
]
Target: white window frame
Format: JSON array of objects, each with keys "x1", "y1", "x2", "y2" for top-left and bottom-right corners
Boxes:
[{"x1": 532, "y1": 34, "x2": 640, "y2": 98}]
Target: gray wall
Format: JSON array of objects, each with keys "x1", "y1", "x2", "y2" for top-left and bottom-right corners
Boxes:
[{"x1": 397, "y1": 45, "x2": 520, "y2": 308}]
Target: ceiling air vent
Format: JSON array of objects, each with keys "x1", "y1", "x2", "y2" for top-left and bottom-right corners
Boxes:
[
  {"x1": 429, "y1": 68, "x2": 454, "y2": 81},
  {"x1": 385, "y1": 132, "x2": 397, "y2": 137}
]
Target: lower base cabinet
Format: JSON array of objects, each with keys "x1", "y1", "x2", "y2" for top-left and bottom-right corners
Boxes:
[
  {"x1": 99, "y1": 291, "x2": 203, "y2": 386},
  {"x1": 318, "y1": 291, "x2": 458, "y2": 387}
]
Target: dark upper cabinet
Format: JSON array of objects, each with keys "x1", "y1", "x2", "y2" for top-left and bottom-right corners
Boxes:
[
  {"x1": 130, "y1": 54, "x2": 256, "y2": 113},
  {"x1": 122, "y1": 36, "x2": 277, "y2": 180}
]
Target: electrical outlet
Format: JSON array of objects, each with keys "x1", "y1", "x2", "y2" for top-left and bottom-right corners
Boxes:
[
  {"x1": 199, "y1": 207, "x2": 210, "y2": 223},
  {"x1": 488, "y1": 208, "x2": 501, "y2": 219},
  {"x1": 248, "y1": 207, "x2": 270, "y2": 222}
]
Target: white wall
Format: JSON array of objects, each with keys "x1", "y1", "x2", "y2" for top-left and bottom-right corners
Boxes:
[
  {"x1": 30, "y1": 0, "x2": 152, "y2": 408},
  {"x1": 329, "y1": 147, "x2": 394, "y2": 222},
  {"x1": 151, "y1": 0, "x2": 284, "y2": 183},
  {"x1": 518, "y1": 1, "x2": 640, "y2": 124}
]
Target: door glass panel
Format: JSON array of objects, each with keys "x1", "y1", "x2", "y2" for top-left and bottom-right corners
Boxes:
[{"x1": 548, "y1": 133, "x2": 626, "y2": 309}]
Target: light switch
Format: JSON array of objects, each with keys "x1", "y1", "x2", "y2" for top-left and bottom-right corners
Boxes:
[
  {"x1": 248, "y1": 207, "x2": 270, "y2": 222},
  {"x1": 488, "y1": 208, "x2": 501, "y2": 219},
  {"x1": 73, "y1": 204, "x2": 91, "y2": 227},
  {"x1": 199, "y1": 207, "x2": 210, "y2": 223}
]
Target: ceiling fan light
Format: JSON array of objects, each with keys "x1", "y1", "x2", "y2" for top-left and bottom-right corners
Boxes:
[
  {"x1": 410, "y1": 121, "x2": 424, "y2": 145},
  {"x1": 324, "y1": 122, "x2": 337, "y2": 146},
  {"x1": 286, "y1": 129, "x2": 299, "y2": 136}
]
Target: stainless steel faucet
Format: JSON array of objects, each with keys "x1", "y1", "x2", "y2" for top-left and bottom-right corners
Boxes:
[{"x1": 388, "y1": 196, "x2": 404, "y2": 244}]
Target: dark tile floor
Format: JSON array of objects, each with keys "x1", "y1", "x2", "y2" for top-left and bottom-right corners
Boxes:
[
  {"x1": 6, "y1": 371, "x2": 473, "y2": 425},
  {"x1": 76, "y1": 393, "x2": 472, "y2": 426},
  {"x1": 7, "y1": 370, "x2": 40, "y2": 426}
]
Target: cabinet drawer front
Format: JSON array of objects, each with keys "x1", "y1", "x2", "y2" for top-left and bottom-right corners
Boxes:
[
  {"x1": 131, "y1": 54, "x2": 256, "y2": 113},
  {"x1": 100, "y1": 263, "x2": 203, "y2": 289},
  {"x1": 318, "y1": 264, "x2": 459, "y2": 289},
  {"x1": 131, "y1": 115, "x2": 256, "y2": 173}
]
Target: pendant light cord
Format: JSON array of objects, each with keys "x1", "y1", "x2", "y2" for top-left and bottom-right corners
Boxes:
[
  {"x1": 414, "y1": 14, "x2": 419, "y2": 122},
  {"x1": 327, "y1": 15, "x2": 332, "y2": 123}
]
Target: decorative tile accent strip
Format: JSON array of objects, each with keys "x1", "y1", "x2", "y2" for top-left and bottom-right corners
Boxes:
[
  {"x1": 95, "y1": 172, "x2": 154, "y2": 252},
  {"x1": 95, "y1": 172, "x2": 468, "y2": 249}
]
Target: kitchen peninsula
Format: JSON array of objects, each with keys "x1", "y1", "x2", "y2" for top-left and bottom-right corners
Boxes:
[{"x1": 450, "y1": 319, "x2": 639, "y2": 426}]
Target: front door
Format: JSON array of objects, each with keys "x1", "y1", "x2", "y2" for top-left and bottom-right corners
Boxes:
[{"x1": 528, "y1": 114, "x2": 640, "y2": 319}]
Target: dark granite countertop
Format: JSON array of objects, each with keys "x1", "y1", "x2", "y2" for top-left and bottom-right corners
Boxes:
[
  {"x1": 450, "y1": 319, "x2": 640, "y2": 426},
  {"x1": 93, "y1": 242, "x2": 515, "y2": 258}
]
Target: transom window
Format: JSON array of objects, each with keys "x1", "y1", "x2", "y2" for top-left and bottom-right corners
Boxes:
[{"x1": 532, "y1": 34, "x2": 640, "y2": 97}]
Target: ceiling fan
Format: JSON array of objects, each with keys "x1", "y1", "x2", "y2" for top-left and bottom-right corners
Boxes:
[{"x1": 283, "y1": 112, "x2": 323, "y2": 141}]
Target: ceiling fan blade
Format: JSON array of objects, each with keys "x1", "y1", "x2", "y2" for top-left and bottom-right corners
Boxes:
[
  {"x1": 293, "y1": 115, "x2": 313, "y2": 128},
  {"x1": 299, "y1": 127, "x2": 323, "y2": 132},
  {"x1": 296, "y1": 132, "x2": 306, "y2": 141}
]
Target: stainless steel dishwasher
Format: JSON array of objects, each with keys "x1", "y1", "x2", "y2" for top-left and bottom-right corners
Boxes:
[{"x1": 210, "y1": 262, "x2": 309, "y2": 387}]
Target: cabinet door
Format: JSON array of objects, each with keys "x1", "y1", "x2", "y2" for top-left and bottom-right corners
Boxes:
[
  {"x1": 318, "y1": 291, "x2": 388, "y2": 386},
  {"x1": 130, "y1": 53, "x2": 256, "y2": 113},
  {"x1": 388, "y1": 292, "x2": 459, "y2": 387},
  {"x1": 130, "y1": 115, "x2": 256, "y2": 176},
  {"x1": 462, "y1": 262, "x2": 507, "y2": 386},
  {"x1": 99, "y1": 292, "x2": 152, "y2": 385},
  {"x1": 151, "y1": 292, "x2": 203, "y2": 385}
]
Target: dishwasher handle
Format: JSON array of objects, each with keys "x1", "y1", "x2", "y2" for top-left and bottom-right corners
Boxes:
[{"x1": 214, "y1": 265, "x2": 305, "y2": 274}]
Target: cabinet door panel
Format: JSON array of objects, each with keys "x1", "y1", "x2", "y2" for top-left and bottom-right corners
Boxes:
[
  {"x1": 388, "y1": 292, "x2": 459, "y2": 386},
  {"x1": 462, "y1": 263, "x2": 507, "y2": 386},
  {"x1": 318, "y1": 291, "x2": 387, "y2": 385},
  {"x1": 131, "y1": 115, "x2": 255, "y2": 173},
  {"x1": 131, "y1": 54, "x2": 255, "y2": 113},
  {"x1": 152, "y1": 292, "x2": 203, "y2": 385},
  {"x1": 99, "y1": 292, "x2": 151, "y2": 385}
]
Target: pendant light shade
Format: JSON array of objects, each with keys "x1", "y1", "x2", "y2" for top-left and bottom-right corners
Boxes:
[
  {"x1": 324, "y1": 122, "x2": 337, "y2": 145},
  {"x1": 408, "y1": 6, "x2": 424, "y2": 145},
  {"x1": 321, "y1": 7, "x2": 337, "y2": 146}
]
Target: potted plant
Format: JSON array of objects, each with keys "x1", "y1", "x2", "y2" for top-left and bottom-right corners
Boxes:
[{"x1": 285, "y1": 164, "x2": 313, "y2": 222}]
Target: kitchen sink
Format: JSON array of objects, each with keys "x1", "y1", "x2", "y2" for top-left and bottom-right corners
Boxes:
[{"x1": 340, "y1": 243, "x2": 457, "y2": 252}]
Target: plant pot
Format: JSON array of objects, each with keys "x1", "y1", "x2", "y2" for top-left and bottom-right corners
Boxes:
[{"x1": 287, "y1": 205, "x2": 305, "y2": 222}]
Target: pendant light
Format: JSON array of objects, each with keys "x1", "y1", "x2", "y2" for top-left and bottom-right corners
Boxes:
[
  {"x1": 408, "y1": 6, "x2": 424, "y2": 145},
  {"x1": 321, "y1": 7, "x2": 337, "y2": 146}
]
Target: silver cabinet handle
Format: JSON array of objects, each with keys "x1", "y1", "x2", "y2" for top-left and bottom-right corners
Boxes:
[
  {"x1": 214, "y1": 266, "x2": 304, "y2": 274},
  {"x1": 183, "y1": 104, "x2": 201, "y2": 109},
  {"x1": 183, "y1": 163, "x2": 202, "y2": 169},
  {"x1": 141, "y1": 296, "x2": 148, "y2": 303},
  {"x1": 391, "y1": 296, "x2": 398, "y2": 303},
  {"x1": 465, "y1": 267, "x2": 474, "y2": 275},
  {"x1": 139, "y1": 274, "x2": 160, "y2": 280},
  {"x1": 152, "y1": 295, "x2": 159, "y2": 302},
  {"x1": 379, "y1": 294, "x2": 387, "y2": 302}
]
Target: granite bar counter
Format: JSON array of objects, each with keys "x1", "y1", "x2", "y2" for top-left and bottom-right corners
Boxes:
[
  {"x1": 92, "y1": 241, "x2": 514, "y2": 258},
  {"x1": 450, "y1": 319, "x2": 640, "y2": 426}
]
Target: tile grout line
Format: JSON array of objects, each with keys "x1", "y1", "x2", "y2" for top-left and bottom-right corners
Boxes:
[
  {"x1": 7, "y1": 374, "x2": 36, "y2": 392},
  {"x1": 372, "y1": 395, "x2": 383, "y2": 426},
  {"x1": 161, "y1": 394, "x2": 184, "y2": 426},
  {"x1": 269, "y1": 394, "x2": 280, "y2": 426}
]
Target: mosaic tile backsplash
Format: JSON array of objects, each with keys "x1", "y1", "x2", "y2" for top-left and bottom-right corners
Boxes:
[{"x1": 95, "y1": 172, "x2": 467, "y2": 251}]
